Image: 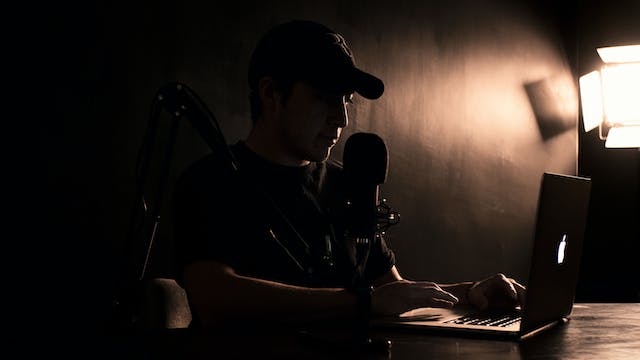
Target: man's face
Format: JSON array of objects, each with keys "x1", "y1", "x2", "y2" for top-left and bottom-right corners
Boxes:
[{"x1": 275, "y1": 81, "x2": 352, "y2": 164}]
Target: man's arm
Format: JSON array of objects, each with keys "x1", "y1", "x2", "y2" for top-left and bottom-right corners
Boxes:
[
  {"x1": 182, "y1": 261, "x2": 355, "y2": 326},
  {"x1": 373, "y1": 267, "x2": 525, "y2": 311},
  {"x1": 182, "y1": 261, "x2": 459, "y2": 326}
]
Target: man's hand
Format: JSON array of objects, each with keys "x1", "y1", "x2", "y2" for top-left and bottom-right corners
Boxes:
[
  {"x1": 371, "y1": 280, "x2": 459, "y2": 316},
  {"x1": 467, "y1": 273, "x2": 526, "y2": 310}
]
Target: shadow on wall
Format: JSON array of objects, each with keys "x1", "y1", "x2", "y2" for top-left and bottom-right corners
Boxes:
[{"x1": 525, "y1": 74, "x2": 578, "y2": 141}]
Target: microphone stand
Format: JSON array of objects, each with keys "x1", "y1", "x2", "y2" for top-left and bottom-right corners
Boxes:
[
  {"x1": 345, "y1": 188, "x2": 399, "y2": 352},
  {"x1": 111, "y1": 82, "x2": 237, "y2": 330}
]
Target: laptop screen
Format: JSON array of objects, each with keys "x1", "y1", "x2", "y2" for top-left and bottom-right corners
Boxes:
[{"x1": 520, "y1": 173, "x2": 591, "y2": 334}]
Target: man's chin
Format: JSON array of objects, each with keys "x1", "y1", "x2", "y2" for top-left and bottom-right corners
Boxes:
[{"x1": 309, "y1": 148, "x2": 332, "y2": 163}]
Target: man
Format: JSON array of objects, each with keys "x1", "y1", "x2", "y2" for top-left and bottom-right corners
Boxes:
[{"x1": 173, "y1": 20, "x2": 525, "y2": 328}]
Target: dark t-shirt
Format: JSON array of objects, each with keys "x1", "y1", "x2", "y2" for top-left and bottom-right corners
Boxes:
[{"x1": 172, "y1": 141, "x2": 395, "y2": 288}]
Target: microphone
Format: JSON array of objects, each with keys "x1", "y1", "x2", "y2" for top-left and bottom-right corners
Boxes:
[
  {"x1": 342, "y1": 132, "x2": 389, "y2": 341},
  {"x1": 342, "y1": 132, "x2": 389, "y2": 240}
]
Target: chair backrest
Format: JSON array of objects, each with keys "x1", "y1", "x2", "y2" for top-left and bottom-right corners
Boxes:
[{"x1": 139, "y1": 278, "x2": 192, "y2": 329}]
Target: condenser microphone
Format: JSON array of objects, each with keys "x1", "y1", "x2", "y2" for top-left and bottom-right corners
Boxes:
[
  {"x1": 342, "y1": 132, "x2": 389, "y2": 239},
  {"x1": 342, "y1": 133, "x2": 391, "y2": 351}
]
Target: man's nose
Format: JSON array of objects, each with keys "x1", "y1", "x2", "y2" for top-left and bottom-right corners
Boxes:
[{"x1": 328, "y1": 102, "x2": 349, "y2": 128}]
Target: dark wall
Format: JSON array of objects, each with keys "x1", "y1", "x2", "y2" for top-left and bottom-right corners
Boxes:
[
  {"x1": 573, "y1": 0, "x2": 640, "y2": 302},
  {"x1": 45, "y1": 0, "x2": 598, "y2": 329}
]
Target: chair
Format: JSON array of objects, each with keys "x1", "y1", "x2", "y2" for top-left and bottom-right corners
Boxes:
[{"x1": 138, "y1": 278, "x2": 192, "y2": 329}]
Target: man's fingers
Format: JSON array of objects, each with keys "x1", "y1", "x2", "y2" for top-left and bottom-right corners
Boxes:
[
  {"x1": 431, "y1": 298, "x2": 456, "y2": 308},
  {"x1": 438, "y1": 290, "x2": 459, "y2": 304},
  {"x1": 468, "y1": 274, "x2": 527, "y2": 310},
  {"x1": 506, "y1": 282, "x2": 518, "y2": 301},
  {"x1": 409, "y1": 281, "x2": 459, "y2": 303},
  {"x1": 419, "y1": 287, "x2": 459, "y2": 308},
  {"x1": 373, "y1": 280, "x2": 462, "y2": 315},
  {"x1": 426, "y1": 283, "x2": 458, "y2": 302},
  {"x1": 504, "y1": 277, "x2": 526, "y2": 304},
  {"x1": 511, "y1": 279, "x2": 527, "y2": 305}
]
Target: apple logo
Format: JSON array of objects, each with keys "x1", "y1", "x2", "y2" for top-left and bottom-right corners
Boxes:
[{"x1": 557, "y1": 234, "x2": 568, "y2": 265}]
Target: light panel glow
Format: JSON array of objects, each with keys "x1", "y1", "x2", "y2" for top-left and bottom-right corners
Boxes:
[
  {"x1": 580, "y1": 44, "x2": 640, "y2": 148},
  {"x1": 579, "y1": 70, "x2": 603, "y2": 132},
  {"x1": 597, "y1": 45, "x2": 640, "y2": 63},
  {"x1": 601, "y1": 63, "x2": 640, "y2": 124},
  {"x1": 605, "y1": 126, "x2": 640, "y2": 148}
]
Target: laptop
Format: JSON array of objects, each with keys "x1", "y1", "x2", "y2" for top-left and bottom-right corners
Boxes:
[{"x1": 372, "y1": 172, "x2": 592, "y2": 339}]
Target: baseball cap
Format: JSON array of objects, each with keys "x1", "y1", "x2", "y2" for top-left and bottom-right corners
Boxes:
[{"x1": 248, "y1": 20, "x2": 384, "y2": 99}]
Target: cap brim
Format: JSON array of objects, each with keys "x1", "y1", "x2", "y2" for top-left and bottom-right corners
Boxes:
[
  {"x1": 350, "y1": 68, "x2": 384, "y2": 100},
  {"x1": 306, "y1": 67, "x2": 384, "y2": 100}
]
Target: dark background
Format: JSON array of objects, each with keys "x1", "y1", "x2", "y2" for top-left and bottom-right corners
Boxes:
[{"x1": 38, "y1": 0, "x2": 638, "y2": 336}]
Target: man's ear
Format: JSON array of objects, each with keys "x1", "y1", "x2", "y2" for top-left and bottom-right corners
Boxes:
[{"x1": 258, "y1": 77, "x2": 282, "y2": 115}]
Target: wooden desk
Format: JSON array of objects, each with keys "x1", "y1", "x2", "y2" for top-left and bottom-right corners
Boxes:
[
  {"x1": 378, "y1": 303, "x2": 640, "y2": 359},
  {"x1": 113, "y1": 303, "x2": 640, "y2": 359}
]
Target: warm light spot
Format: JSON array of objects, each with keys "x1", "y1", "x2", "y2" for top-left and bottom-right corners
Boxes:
[
  {"x1": 605, "y1": 126, "x2": 640, "y2": 148},
  {"x1": 597, "y1": 44, "x2": 640, "y2": 63},
  {"x1": 601, "y1": 63, "x2": 640, "y2": 124},
  {"x1": 579, "y1": 71, "x2": 603, "y2": 132}
]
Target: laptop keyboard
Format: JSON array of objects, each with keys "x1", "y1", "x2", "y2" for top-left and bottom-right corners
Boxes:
[{"x1": 444, "y1": 313, "x2": 521, "y2": 327}]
